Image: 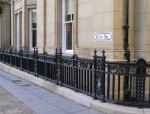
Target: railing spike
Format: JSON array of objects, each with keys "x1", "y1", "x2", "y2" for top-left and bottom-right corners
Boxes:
[
  {"x1": 102, "y1": 49, "x2": 106, "y2": 57},
  {"x1": 59, "y1": 48, "x2": 62, "y2": 55},
  {"x1": 44, "y1": 51, "x2": 47, "y2": 55},
  {"x1": 55, "y1": 48, "x2": 58, "y2": 54},
  {"x1": 94, "y1": 49, "x2": 97, "y2": 56}
]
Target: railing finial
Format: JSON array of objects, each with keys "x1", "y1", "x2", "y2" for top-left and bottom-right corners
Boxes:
[
  {"x1": 94, "y1": 49, "x2": 97, "y2": 56},
  {"x1": 20, "y1": 46, "x2": 23, "y2": 52},
  {"x1": 102, "y1": 49, "x2": 106, "y2": 57},
  {"x1": 55, "y1": 48, "x2": 58, "y2": 54},
  {"x1": 44, "y1": 51, "x2": 47, "y2": 55},
  {"x1": 59, "y1": 48, "x2": 62, "y2": 56}
]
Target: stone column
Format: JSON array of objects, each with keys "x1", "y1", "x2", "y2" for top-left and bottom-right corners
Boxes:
[
  {"x1": 37, "y1": 0, "x2": 46, "y2": 53},
  {"x1": 22, "y1": 0, "x2": 26, "y2": 50},
  {"x1": 45, "y1": 0, "x2": 56, "y2": 54},
  {"x1": 1, "y1": 1, "x2": 10, "y2": 48},
  {"x1": 10, "y1": 0, "x2": 14, "y2": 47}
]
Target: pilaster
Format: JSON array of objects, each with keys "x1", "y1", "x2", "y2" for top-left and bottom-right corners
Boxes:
[
  {"x1": 37, "y1": 0, "x2": 46, "y2": 53},
  {"x1": 22, "y1": 0, "x2": 26, "y2": 50},
  {"x1": 10, "y1": 0, "x2": 14, "y2": 47}
]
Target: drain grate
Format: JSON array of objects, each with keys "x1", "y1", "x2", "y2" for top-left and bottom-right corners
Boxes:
[
  {"x1": 11, "y1": 80, "x2": 31, "y2": 87},
  {"x1": 20, "y1": 84, "x2": 31, "y2": 87},
  {"x1": 12, "y1": 80, "x2": 22, "y2": 84}
]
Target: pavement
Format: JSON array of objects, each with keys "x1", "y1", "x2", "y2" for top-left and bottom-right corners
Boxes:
[
  {"x1": 0, "y1": 70, "x2": 103, "y2": 114},
  {"x1": 0, "y1": 86, "x2": 34, "y2": 114}
]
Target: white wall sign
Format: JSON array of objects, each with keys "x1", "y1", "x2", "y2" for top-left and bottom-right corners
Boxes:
[{"x1": 94, "y1": 33, "x2": 112, "y2": 41}]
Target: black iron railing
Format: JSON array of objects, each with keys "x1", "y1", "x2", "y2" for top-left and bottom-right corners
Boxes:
[
  {"x1": 0, "y1": 48, "x2": 150, "y2": 107},
  {"x1": 105, "y1": 59, "x2": 150, "y2": 107}
]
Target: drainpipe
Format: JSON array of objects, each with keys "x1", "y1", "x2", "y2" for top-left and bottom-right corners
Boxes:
[
  {"x1": 0, "y1": 1, "x2": 2, "y2": 48},
  {"x1": 10, "y1": 0, "x2": 11, "y2": 47},
  {"x1": 123, "y1": 0, "x2": 130, "y2": 101},
  {"x1": 123, "y1": 0, "x2": 130, "y2": 63}
]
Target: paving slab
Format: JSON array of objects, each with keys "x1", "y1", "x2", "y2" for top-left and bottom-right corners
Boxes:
[
  {"x1": 0, "y1": 86, "x2": 35, "y2": 114},
  {"x1": 0, "y1": 70, "x2": 103, "y2": 114},
  {"x1": 1, "y1": 63, "x2": 150, "y2": 114},
  {"x1": 72, "y1": 109, "x2": 102, "y2": 114}
]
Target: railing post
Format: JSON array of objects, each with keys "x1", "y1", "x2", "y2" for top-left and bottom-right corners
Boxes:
[
  {"x1": 2, "y1": 48, "x2": 5, "y2": 63},
  {"x1": 0, "y1": 48, "x2": 2, "y2": 61},
  {"x1": 55, "y1": 48, "x2": 62, "y2": 85},
  {"x1": 34, "y1": 47, "x2": 38, "y2": 76},
  {"x1": 73, "y1": 54, "x2": 78, "y2": 91},
  {"x1": 44, "y1": 52, "x2": 48, "y2": 79},
  {"x1": 93, "y1": 49, "x2": 97, "y2": 100},
  {"x1": 93, "y1": 49, "x2": 106, "y2": 102},
  {"x1": 136, "y1": 59, "x2": 146, "y2": 105},
  {"x1": 5, "y1": 49, "x2": 7, "y2": 64},
  {"x1": 14, "y1": 50, "x2": 17, "y2": 67},
  {"x1": 20, "y1": 47, "x2": 23, "y2": 71},
  {"x1": 102, "y1": 50, "x2": 106, "y2": 102},
  {"x1": 26, "y1": 51, "x2": 29, "y2": 72},
  {"x1": 0, "y1": 49, "x2": 1, "y2": 61},
  {"x1": 9, "y1": 48, "x2": 12, "y2": 66},
  {"x1": 59, "y1": 48, "x2": 62, "y2": 86},
  {"x1": 55, "y1": 48, "x2": 58, "y2": 83},
  {"x1": 4, "y1": 48, "x2": 6, "y2": 63}
]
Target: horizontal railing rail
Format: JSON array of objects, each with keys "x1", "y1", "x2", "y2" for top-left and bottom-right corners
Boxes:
[{"x1": 0, "y1": 48, "x2": 150, "y2": 107}]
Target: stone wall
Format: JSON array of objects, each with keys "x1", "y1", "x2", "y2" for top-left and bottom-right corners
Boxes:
[
  {"x1": 0, "y1": 0, "x2": 10, "y2": 48},
  {"x1": 135, "y1": 0, "x2": 150, "y2": 60},
  {"x1": 9, "y1": 0, "x2": 150, "y2": 61}
]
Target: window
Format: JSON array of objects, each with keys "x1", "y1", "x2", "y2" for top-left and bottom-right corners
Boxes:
[
  {"x1": 15, "y1": 12, "x2": 22, "y2": 51},
  {"x1": 29, "y1": 9, "x2": 37, "y2": 51},
  {"x1": 62, "y1": 0, "x2": 74, "y2": 53},
  {"x1": 15, "y1": 14, "x2": 19, "y2": 50}
]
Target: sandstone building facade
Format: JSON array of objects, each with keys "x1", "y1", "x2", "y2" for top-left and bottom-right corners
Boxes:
[
  {"x1": 0, "y1": 0, "x2": 10, "y2": 48},
  {"x1": 0, "y1": 1, "x2": 150, "y2": 110},
  {"x1": 1, "y1": 0, "x2": 150, "y2": 61}
]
